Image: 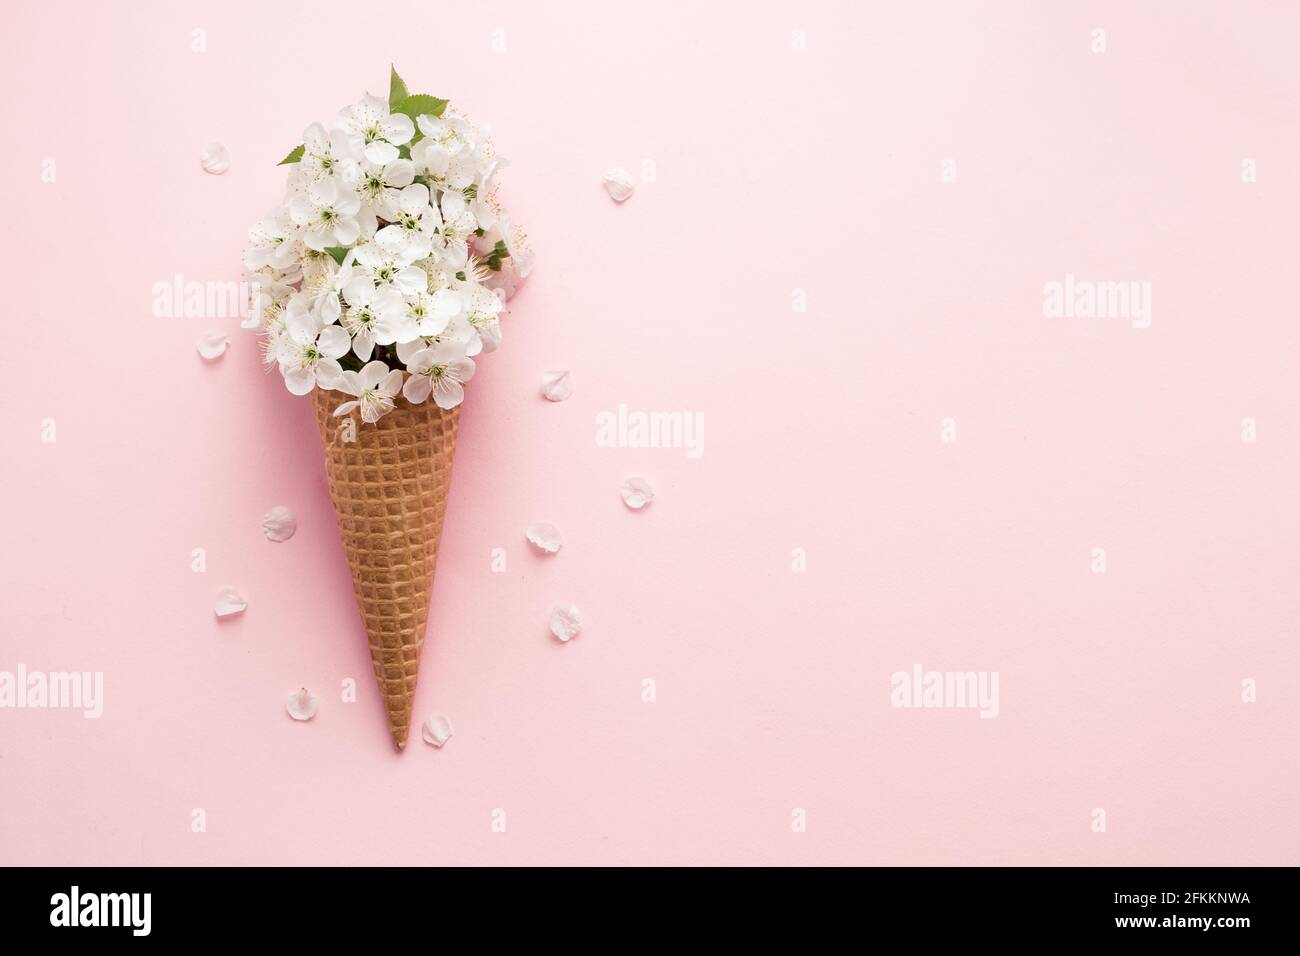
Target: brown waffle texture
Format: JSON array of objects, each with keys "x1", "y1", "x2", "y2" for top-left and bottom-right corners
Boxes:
[{"x1": 312, "y1": 387, "x2": 461, "y2": 751}]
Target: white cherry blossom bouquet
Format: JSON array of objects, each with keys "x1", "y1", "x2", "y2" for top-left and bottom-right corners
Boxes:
[{"x1": 243, "y1": 66, "x2": 532, "y2": 422}]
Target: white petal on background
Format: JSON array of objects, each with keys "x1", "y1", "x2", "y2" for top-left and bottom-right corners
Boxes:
[
  {"x1": 602, "y1": 167, "x2": 635, "y2": 202},
  {"x1": 621, "y1": 476, "x2": 655, "y2": 510},
  {"x1": 541, "y1": 369, "x2": 573, "y2": 402},
  {"x1": 286, "y1": 687, "x2": 318, "y2": 721},
  {"x1": 262, "y1": 505, "x2": 297, "y2": 543},
  {"x1": 526, "y1": 521, "x2": 563, "y2": 554},
  {"x1": 422, "y1": 715, "x2": 453, "y2": 747},
  {"x1": 549, "y1": 604, "x2": 583, "y2": 642},
  {"x1": 201, "y1": 142, "x2": 230, "y2": 175},
  {"x1": 214, "y1": 586, "x2": 247, "y2": 619},
  {"x1": 196, "y1": 332, "x2": 229, "y2": 360}
]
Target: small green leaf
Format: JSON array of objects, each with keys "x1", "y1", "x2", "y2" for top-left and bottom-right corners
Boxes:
[
  {"x1": 277, "y1": 144, "x2": 305, "y2": 165},
  {"x1": 389, "y1": 66, "x2": 409, "y2": 110},
  {"x1": 394, "y1": 93, "x2": 449, "y2": 123},
  {"x1": 324, "y1": 246, "x2": 349, "y2": 266}
]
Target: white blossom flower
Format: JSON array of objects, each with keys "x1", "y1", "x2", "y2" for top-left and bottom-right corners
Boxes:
[
  {"x1": 245, "y1": 272, "x2": 293, "y2": 327},
  {"x1": 335, "y1": 95, "x2": 416, "y2": 165},
  {"x1": 276, "y1": 309, "x2": 349, "y2": 395},
  {"x1": 415, "y1": 113, "x2": 479, "y2": 155},
  {"x1": 356, "y1": 157, "x2": 416, "y2": 219},
  {"x1": 244, "y1": 208, "x2": 300, "y2": 272},
  {"x1": 351, "y1": 233, "x2": 426, "y2": 296},
  {"x1": 297, "y1": 259, "x2": 351, "y2": 326},
  {"x1": 403, "y1": 340, "x2": 475, "y2": 409},
  {"x1": 429, "y1": 190, "x2": 478, "y2": 268},
  {"x1": 332, "y1": 361, "x2": 405, "y2": 423},
  {"x1": 412, "y1": 137, "x2": 477, "y2": 192},
  {"x1": 478, "y1": 211, "x2": 533, "y2": 295},
  {"x1": 386, "y1": 288, "x2": 457, "y2": 341},
  {"x1": 470, "y1": 172, "x2": 500, "y2": 232},
  {"x1": 496, "y1": 211, "x2": 534, "y2": 280},
  {"x1": 301, "y1": 122, "x2": 361, "y2": 182},
  {"x1": 372, "y1": 295, "x2": 419, "y2": 347},
  {"x1": 289, "y1": 177, "x2": 362, "y2": 251},
  {"x1": 476, "y1": 318, "x2": 502, "y2": 353},
  {"x1": 453, "y1": 286, "x2": 504, "y2": 355},
  {"x1": 340, "y1": 279, "x2": 404, "y2": 361},
  {"x1": 247, "y1": 275, "x2": 292, "y2": 363},
  {"x1": 376, "y1": 182, "x2": 439, "y2": 259}
]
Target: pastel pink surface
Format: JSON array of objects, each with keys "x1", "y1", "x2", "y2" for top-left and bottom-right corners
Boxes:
[{"x1": 2, "y1": 0, "x2": 1299, "y2": 866}]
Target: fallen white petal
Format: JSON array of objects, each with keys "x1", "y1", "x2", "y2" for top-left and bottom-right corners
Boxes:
[
  {"x1": 196, "y1": 332, "x2": 229, "y2": 360},
  {"x1": 541, "y1": 369, "x2": 573, "y2": 402},
  {"x1": 262, "y1": 505, "x2": 297, "y2": 543},
  {"x1": 422, "y1": 715, "x2": 453, "y2": 747},
  {"x1": 550, "y1": 604, "x2": 582, "y2": 642},
  {"x1": 287, "y1": 687, "x2": 317, "y2": 721},
  {"x1": 201, "y1": 142, "x2": 230, "y2": 175},
  {"x1": 526, "y1": 521, "x2": 563, "y2": 554},
  {"x1": 621, "y1": 476, "x2": 654, "y2": 510},
  {"x1": 602, "y1": 167, "x2": 634, "y2": 202},
  {"x1": 214, "y1": 586, "x2": 247, "y2": 618}
]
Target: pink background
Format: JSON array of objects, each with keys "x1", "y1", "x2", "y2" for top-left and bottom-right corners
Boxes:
[{"x1": 3, "y1": 0, "x2": 1299, "y2": 866}]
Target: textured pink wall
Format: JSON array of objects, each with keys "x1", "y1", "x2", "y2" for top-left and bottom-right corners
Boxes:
[{"x1": 2, "y1": 0, "x2": 1298, "y2": 865}]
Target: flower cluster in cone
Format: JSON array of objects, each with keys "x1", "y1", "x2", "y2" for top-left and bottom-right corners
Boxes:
[{"x1": 243, "y1": 67, "x2": 532, "y2": 421}]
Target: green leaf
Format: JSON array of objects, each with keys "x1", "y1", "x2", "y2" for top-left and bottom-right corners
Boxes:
[
  {"x1": 394, "y1": 93, "x2": 449, "y2": 123},
  {"x1": 389, "y1": 66, "x2": 409, "y2": 110},
  {"x1": 324, "y1": 246, "x2": 349, "y2": 266},
  {"x1": 277, "y1": 144, "x2": 305, "y2": 165}
]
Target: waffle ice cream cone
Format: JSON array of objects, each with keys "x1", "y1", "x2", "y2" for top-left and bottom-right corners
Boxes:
[{"x1": 312, "y1": 388, "x2": 461, "y2": 750}]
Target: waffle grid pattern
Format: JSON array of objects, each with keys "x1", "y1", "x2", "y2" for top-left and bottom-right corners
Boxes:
[{"x1": 313, "y1": 389, "x2": 461, "y2": 750}]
